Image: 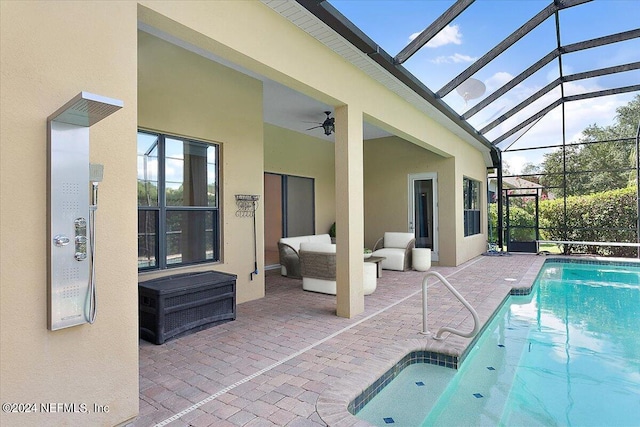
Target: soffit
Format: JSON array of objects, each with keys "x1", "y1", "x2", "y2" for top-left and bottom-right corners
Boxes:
[{"x1": 262, "y1": 0, "x2": 497, "y2": 166}]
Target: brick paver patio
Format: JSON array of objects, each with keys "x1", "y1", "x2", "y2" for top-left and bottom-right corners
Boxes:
[{"x1": 130, "y1": 254, "x2": 546, "y2": 426}]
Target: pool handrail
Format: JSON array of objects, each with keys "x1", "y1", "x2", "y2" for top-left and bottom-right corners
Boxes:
[{"x1": 420, "y1": 271, "x2": 480, "y2": 340}]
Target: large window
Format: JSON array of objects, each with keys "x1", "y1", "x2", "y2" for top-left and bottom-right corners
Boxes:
[
  {"x1": 137, "y1": 131, "x2": 219, "y2": 270},
  {"x1": 463, "y1": 177, "x2": 481, "y2": 237}
]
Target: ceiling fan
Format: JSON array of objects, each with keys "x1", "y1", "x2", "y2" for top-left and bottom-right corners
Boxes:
[{"x1": 306, "y1": 111, "x2": 335, "y2": 136}]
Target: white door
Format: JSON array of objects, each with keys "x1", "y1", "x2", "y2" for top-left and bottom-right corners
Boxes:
[{"x1": 408, "y1": 173, "x2": 438, "y2": 261}]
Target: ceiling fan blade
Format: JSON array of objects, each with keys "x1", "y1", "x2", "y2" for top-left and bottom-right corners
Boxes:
[
  {"x1": 306, "y1": 125, "x2": 322, "y2": 130},
  {"x1": 302, "y1": 121, "x2": 322, "y2": 124}
]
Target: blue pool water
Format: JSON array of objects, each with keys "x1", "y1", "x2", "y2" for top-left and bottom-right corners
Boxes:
[{"x1": 356, "y1": 260, "x2": 640, "y2": 426}]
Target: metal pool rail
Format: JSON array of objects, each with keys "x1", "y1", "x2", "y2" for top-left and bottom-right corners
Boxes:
[{"x1": 420, "y1": 271, "x2": 480, "y2": 340}]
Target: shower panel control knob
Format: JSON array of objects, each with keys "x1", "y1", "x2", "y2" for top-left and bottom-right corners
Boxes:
[{"x1": 53, "y1": 235, "x2": 70, "y2": 247}]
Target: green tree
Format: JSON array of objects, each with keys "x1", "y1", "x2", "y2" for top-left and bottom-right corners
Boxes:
[
  {"x1": 540, "y1": 94, "x2": 640, "y2": 197},
  {"x1": 520, "y1": 162, "x2": 542, "y2": 184}
]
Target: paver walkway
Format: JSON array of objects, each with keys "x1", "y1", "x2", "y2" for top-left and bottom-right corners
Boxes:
[{"x1": 131, "y1": 254, "x2": 546, "y2": 427}]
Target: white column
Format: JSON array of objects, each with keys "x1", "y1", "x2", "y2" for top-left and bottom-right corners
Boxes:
[{"x1": 334, "y1": 104, "x2": 365, "y2": 318}]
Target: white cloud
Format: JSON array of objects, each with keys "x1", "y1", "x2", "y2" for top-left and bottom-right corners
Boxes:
[
  {"x1": 430, "y1": 56, "x2": 449, "y2": 65},
  {"x1": 503, "y1": 154, "x2": 528, "y2": 175},
  {"x1": 450, "y1": 53, "x2": 476, "y2": 63},
  {"x1": 428, "y1": 24, "x2": 462, "y2": 48},
  {"x1": 472, "y1": 71, "x2": 634, "y2": 163},
  {"x1": 409, "y1": 24, "x2": 463, "y2": 48},
  {"x1": 485, "y1": 72, "x2": 514, "y2": 93},
  {"x1": 430, "y1": 53, "x2": 477, "y2": 64}
]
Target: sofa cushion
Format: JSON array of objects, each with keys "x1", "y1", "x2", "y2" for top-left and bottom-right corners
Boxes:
[
  {"x1": 302, "y1": 277, "x2": 336, "y2": 295},
  {"x1": 279, "y1": 236, "x2": 308, "y2": 252},
  {"x1": 384, "y1": 232, "x2": 414, "y2": 249},
  {"x1": 279, "y1": 234, "x2": 331, "y2": 251},
  {"x1": 303, "y1": 261, "x2": 377, "y2": 296},
  {"x1": 300, "y1": 242, "x2": 336, "y2": 253}
]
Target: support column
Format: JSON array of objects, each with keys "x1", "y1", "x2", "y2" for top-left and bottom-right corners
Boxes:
[{"x1": 334, "y1": 104, "x2": 365, "y2": 318}]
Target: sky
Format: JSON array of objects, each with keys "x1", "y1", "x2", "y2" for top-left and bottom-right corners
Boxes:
[{"x1": 329, "y1": 0, "x2": 640, "y2": 174}]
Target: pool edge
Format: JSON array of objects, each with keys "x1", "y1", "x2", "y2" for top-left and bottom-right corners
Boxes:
[{"x1": 316, "y1": 255, "x2": 548, "y2": 426}]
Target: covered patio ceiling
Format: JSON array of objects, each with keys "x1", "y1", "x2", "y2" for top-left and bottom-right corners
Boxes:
[{"x1": 271, "y1": 0, "x2": 639, "y2": 166}]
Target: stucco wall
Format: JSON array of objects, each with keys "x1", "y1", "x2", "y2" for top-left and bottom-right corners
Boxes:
[
  {"x1": 364, "y1": 136, "x2": 487, "y2": 266},
  {"x1": 455, "y1": 145, "x2": 489, "y2": 264},
  {"x1": 137, "y1": 0, "x2": 492, "y2": 268},
  {"x1": 264, "y1": 124, "x2": 336, "y2": 238},
  {"x1": 1, "y1": 0, "x2": 492, "y2": 423},
  {"x1": 364, "y1": 136, "x2": 452, "y2": 264},
  {"x1": 0, "y1": 2, "x2": 139, "y2": 426},
  {"x1": 138, "y1": 31, "x2": 265, "y2": 304},
  {"x1": 136, "y1": 1, "x2": 492, "y2": 167}
]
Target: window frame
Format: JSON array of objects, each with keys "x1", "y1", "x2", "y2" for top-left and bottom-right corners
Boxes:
[
  {"x1": 137, "y1": 130, "x2": 220, "y2": 271},
  {"x1": 463, "y1": 177, "x2": 481, "y2": 237}
]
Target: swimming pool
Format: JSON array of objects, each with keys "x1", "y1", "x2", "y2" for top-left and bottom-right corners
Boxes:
[{"x1": 355, "y1": 259, "x2": 640, "y2": 426}]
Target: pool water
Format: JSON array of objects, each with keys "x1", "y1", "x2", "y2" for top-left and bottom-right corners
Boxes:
[{"x1": 356, "y1": 260, "x2": 640, "y2": 426}]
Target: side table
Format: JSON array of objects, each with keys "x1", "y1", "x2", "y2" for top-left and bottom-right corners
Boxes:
[
  {"x1": 365, "y1": 256, "x2": 386, "y2": 278},
  {"x1": 412, "y1": 248, "x2": 431, "y2": 271}
]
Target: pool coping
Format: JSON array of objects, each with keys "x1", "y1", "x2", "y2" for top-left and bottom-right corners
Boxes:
[
  {"x1": 316, "y1": 255, "x2": 549, "y2": 426},
  {"x1": 319, "y1": 254, "x2": 640, "y2": 425}
]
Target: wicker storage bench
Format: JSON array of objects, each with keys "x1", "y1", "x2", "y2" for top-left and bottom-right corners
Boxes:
[{"x1": 139, "y1": 270, "x2": 236, "y2": 344}]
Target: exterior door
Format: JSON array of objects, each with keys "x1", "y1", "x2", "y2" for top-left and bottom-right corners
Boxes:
[
  {"x1": 408, "y1": 173, "x2": 438, "y2": 261},
  {"x1": 506, "y1": 192, "x2": 539, "y2": 253}
]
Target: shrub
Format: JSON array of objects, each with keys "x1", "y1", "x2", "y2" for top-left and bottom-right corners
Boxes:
[
  {"x1": 539, "y1": 186, "x2": 638, "y2": 257},
  {"x1": 489, "y1": 203, "x2": 537, "y2": 243}
]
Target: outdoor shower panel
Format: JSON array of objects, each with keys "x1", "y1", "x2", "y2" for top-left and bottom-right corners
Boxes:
[{"x1": 47, "y1": 92, "x2": 122, "y2": 331}]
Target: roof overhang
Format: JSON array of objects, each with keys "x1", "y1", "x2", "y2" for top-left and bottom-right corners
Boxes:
[{"x1": 262, "y1": 0, "x2": 501, "y2": 167}]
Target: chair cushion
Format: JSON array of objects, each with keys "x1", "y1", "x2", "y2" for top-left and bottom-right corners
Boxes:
[
  {"x1": 371, "y1": 248, "x2": 406, "y2": 271},
  {"x1": 384, "y1": 232, "x2": 414, "y2": 249}
]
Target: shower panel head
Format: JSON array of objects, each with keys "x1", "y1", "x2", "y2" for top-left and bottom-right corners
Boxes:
[
  {"x1": 47, "y1": 91, "x2": 123, "y2": 330},
  {"x1": 48, "y1": 91, "x2": 123, "y2": 127}
]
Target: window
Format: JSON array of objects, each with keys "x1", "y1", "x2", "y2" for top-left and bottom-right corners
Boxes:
[
  {"x1": 463, "y1": 177, "x2": 481, "y2": 237},
  {"x1": 264, "y1": 173, "x2": 316, "y2": 265},
  {"x1": 137, "y1": 131, "x2": 219, "y2": 270}
]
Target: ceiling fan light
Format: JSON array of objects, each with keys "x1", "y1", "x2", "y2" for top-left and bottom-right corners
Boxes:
[{"x1": 323, "y1": 122, "x2": 334, "y2": 135}]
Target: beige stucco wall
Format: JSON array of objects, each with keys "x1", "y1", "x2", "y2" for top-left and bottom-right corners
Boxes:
[
  {"x1": 364, "y1": 136, "x2": 487, "y2": 266},
  {"x1": 138, "y1": 31, "x2": 265, "y2": 304},
  {"x1": 364, "y1": 137, "x2": 452, "y2": 264},
  {"x1": 136, "y1": 1, "x2": 491, "y2": 267},
  {"x1": 1, "y1": 0, "x2": 492, "y2": 424},
  {"x1": 136, "y1": 1, "x2": 491, "y2": 166},
  {"x1": 264, "y1": 124, "x2": 336, "y2": 237},
  {"x1": 0, "y1": 2, "x2": 139, "y2": 426},
  {"x1": 456, "y1": 144, "x2": 489, "y2": 264}
]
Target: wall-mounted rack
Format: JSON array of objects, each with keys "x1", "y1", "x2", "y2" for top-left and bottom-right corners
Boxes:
[
  {"x1": 235, "y1": 194, "x2": 259, "y2": 217},
  {"x1": 235, "y1": 194, "x2": 260, "y2": 280}
]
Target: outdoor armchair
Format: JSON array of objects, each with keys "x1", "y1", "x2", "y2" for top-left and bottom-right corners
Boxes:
[{"x1": 371, "y1": 232, "x2": 415, "y2": 271}]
